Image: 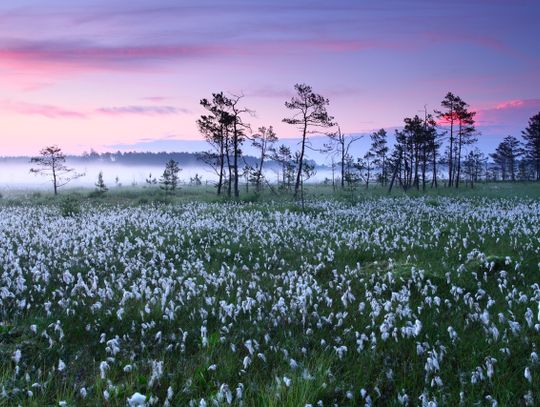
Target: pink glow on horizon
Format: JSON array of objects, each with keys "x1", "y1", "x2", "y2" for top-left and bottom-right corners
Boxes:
[{"x1": 0, "y1": 1, "x2": 538, "y2": 155}]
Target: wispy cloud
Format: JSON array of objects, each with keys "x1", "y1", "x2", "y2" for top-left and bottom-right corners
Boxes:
[
  {"x1": 476, "y1": 99, "x2": 540, "y2": 127},
  {"x1": 141, "y1": 96, "x2": 172, "y2": 103},
  {"x1": 0, "y1": 37, "x2": 390, "y2": 81},
  {"x1": 96, "y1": 105, "x2": 190, "y2": 116},
  {"x1": 0, "y1": 100, "x2": 86, "y2": 118},
  {"x1": 0, "y1": 101, "x2": 190, "y2": 118}
]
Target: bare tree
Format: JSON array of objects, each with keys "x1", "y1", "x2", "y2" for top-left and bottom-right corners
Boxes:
[
  {"x1": 325, "y1": 126, "x2": 362, "y2": 188},
  {"x1": 251, "y1": 126, "x2": 278, "y2": 191},
  {"x1": 283, "y1": 83, "x2": 334, "y2": 197},
  {"x1": 30, "y1": 145, "x2": 83, "y2": 195}
]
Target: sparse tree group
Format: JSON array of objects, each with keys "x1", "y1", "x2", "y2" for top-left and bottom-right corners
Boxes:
[{"x1": 23, "y1": 86, "x2": 540, "y2": 198}]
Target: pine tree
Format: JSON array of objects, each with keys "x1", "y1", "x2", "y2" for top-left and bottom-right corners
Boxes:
[
  {"x1": 490, "y1": 136, "x2": 521, "y2": 181},
  {"x1": 463, "y1": 148, "x2": 486, "y2": 187},
  {"x1": 283, "y1": 83, "x2": 334, "y2": 197},
  {"x1": 198, "y1": 93, "x2": 233, "y2": 196},
  {"x1": 272, "y1": 144, "x2": 295, "y2": 191},
  {"x1": 454, "y1": 101, "x2": 477, "y2": 188},
  {"x1": 369, "y1": 129, "x2": 388, "y2": 186},
  {"x1": 522, "y1": 112, "x2": 540, "y2": 180},
  {"x1": 95, "y1": 171, "x2": 108, "y2": 194},
  {"x1": 160, "y1": 160, "x2": 181, "y2": 192},
  {"x1": 435, "y1": 92, "x2": 476, "y2": 187},
  {"x1": 145, "y1": 173, "x2": 157, "y2": 185}
]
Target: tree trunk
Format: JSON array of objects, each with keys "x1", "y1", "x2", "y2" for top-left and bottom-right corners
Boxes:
[
  {"x1": 431, "y1": 144, "x2": 438, "y2": 188},
  {"x1": 233, "y1": 120, "x2": 239, "y2": 198},
  {"x1": 257, "y1": 144, "x2": 265, "y2": 192},
  {"x1": 225, "y1": 136, "x2": 232, "y2": 197},
  {"x1": 388, "y1": 151, "x2": 402, "y2": 193},
  {"x1": 448, "y1": 116, "x2": 454, "y2": 187},
  {"x1": 331, "y1": 159, "x2": 336, "y2": 192},
  {"x1": 341, "y1": 139, "x2": 345, "y2": 188},
  {"x1": 455, "y1": 122, "x2": 463, "y2": 188},
  {"x1": 294, "y1": 120, "x2": 308, "y2": 198},
  {"x1": 52, "y1": 163, "x2": 58, "y2": 196},
  {"x1": 414, "y1": 145, "x2": 420, "y2": 190},
  {"x1": 217, "y1": 138, "x2": 224, "y2": 195}
]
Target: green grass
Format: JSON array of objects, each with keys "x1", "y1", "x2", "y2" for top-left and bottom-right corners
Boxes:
[{"x1": 0, "y1": 182, "x2": 539, "y2": 406}]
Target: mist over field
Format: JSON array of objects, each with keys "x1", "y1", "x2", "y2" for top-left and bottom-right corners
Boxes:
[
  {"x1": 0, "y1": 161, "x2": 335, "y2": 190},
  {"x1": 0, "y1": 162, "x2": 212, "y2": 189}
]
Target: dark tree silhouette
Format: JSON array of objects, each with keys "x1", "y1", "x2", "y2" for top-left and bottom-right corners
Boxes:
[
  {"x1": 283, "y1": 83, "x2": 334, "y2": 197},
  {"x1": 436, "y1": 93, "x2": 459, "y2": 186},
  {"x1": 388, "y1": 114, "x2": 441, "y2": 192},
  {"x1": 522, "y1": 112, "x2": 540, "y2": 180},
  {"x1": 463, "y1": 148, "x2": 486, "y2": 187},
  {"x1": 369, "y1": 128, "x2": 389, "y2": 186},
  {"x1": 454, "y1": 100, "x2": 477, "y2": 188},
  {"x1": 436, "y1": 92, "x2": 477, "y2": 187},
  {"x1": 30, "y1": 145, "x2": 83, "y2": 195},
  {"x1": 198, "y1": 92, "x2": 251, "y2": 198},
  {"x1": 491, "y1": 136, "x2": 522, "y2": 181},
  {"x1": 227, "y1": 94, "x2": 252, "y2": 198},
  {"x1": 198, "y1": 92, "x2": 233, "y2": 195}
]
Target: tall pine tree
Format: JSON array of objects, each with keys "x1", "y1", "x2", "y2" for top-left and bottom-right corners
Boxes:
[{"x1": 522, "y1": 112, "x2": 540, "y2": 180}]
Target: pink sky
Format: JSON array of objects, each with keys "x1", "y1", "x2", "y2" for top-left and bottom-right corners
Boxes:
[{"x1": 0, "y1": 0, "x2": 539, "y2": 155}]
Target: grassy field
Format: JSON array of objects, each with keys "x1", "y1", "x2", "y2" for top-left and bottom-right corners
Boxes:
[{"x1": 1, "y1": 183, "x2": 539, "y2": 406}]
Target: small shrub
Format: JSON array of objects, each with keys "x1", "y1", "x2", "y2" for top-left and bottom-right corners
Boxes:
[
  {"x1": 240, "y1": 193, "x2": 260, "y2": 203},
  {"x1": 152, "y1": 195, "x2": 172, "y2": 205},
  {"x1": 59, "y1": 196, "x2": 81, "y2": 217},
  {"x1": 88, "y1": 190, "x2": 105, "y2": 199}
]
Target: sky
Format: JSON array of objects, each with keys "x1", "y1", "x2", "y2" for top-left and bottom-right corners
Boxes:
[{"x1": 0, "y1": 0, "x2": 539, "y2": 156}]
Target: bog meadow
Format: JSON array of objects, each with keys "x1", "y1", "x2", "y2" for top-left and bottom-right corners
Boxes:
[{"x1": 1, "y1": 179, "x2": 540, "y2": 407}]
